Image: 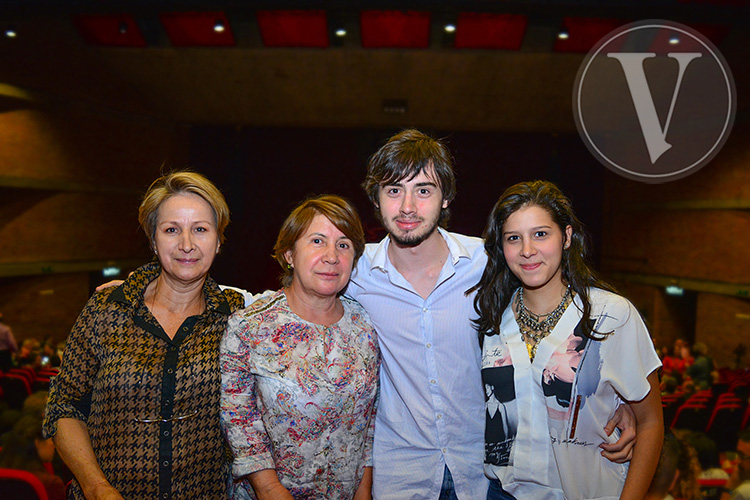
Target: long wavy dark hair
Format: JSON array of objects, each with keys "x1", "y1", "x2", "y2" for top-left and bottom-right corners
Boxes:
[{"x1": 470, "y1": 180, "x2": 615, "y2": 346}]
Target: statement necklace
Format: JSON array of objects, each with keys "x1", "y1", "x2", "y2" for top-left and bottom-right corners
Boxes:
[{"x1": 516, "y1": 286, "x2": 572, "y2": 361}]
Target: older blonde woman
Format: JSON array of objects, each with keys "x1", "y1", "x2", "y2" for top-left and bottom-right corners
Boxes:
[
  {"x1": 221, "y1": 195, "x2": 379, "y2": 500},
  {"x1": 44, "y1": 171, "x2": 244, "y2": 500}
]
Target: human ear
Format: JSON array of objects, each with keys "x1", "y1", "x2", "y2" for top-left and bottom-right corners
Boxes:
[
  {"x1": 564, "y1": 225, "x2": 573, "y2": 249},
  {"x1": 284, "y1": 249, "x2": 294, "y2": 268}
]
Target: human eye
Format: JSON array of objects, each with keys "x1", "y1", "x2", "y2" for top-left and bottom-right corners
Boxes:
[
  {"x1": 386, "y1": 186, "x2": 400, "y2": 196},
  {"x1": 338, "y1": 240, "x2": 351, "y2": 250},
  {"x1": 534, "y1": 230, "x2": 548, "y2": 238},
  {"x1": 505, "y1": 234, "x2": 519, "y2": 242},
  {"x1": 312, "y1": 237, "x2": 323, "y2": 244},
  {"x1": 164, "y1": 226, "x2": 177, "y2": 234}
]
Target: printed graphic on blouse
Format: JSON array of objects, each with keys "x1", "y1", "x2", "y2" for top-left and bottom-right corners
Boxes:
[
  {"x1": 483, "y1": 319, "x2": 603, "y2": 466},
  {"x1": 482, "y1": 341, "x2": 517, "y2": 467}
]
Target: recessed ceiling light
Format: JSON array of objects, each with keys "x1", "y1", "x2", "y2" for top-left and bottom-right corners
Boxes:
[
  {"x1": 558, "y1": 31, "x2": 569, "y2": 40},
  {"x1": 669, "y1": 36, "x2": 680, "y2": 45},
  {"x1": 214, "y1": 19, "x2": 225, "y2": 33},
  {"x1": 335, "y1": 29, "x2": 346, "y2": 37},
  {"x1": 5, "y1": 28, "x2": 17, "y2": 38},
  {"x1": 444, "y1": 24, "x2": 456, "y2": 33}
]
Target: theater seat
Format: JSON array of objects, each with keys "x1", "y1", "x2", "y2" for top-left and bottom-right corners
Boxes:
[{"x1": 0, "y1": 468, "x2": 49, "y2": 500}]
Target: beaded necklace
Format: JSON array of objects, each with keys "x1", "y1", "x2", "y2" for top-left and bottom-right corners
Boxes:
[{"x1": 515, "y1": 286, "x2": 573, "y2": 361}]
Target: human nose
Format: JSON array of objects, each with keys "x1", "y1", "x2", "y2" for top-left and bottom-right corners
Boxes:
[
  {"x1": 322, "y1": 244, "x2": 340, "y2": 264},
  {"x1": 520, "y1": 238, "x2": 536, "y2": 257},
  {"x1": 178, "y1": 231, "x2": 195, "y2": 252},
  {"x1": 399, "y1": 192, "x2": 416, "y2": 214}
]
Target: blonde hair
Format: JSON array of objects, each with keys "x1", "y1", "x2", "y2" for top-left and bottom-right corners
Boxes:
[{"x1": 139, "y1": 171, "x2": 230, "y2": 249}]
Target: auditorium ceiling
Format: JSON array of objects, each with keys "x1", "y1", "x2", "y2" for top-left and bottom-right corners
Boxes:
[{"x1": 1, "y1": 1, "x2": 748, "y2": 132}]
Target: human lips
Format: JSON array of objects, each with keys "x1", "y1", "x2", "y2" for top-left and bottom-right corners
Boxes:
[
  {"x1": 176, "y1": 257, "x2": 200, "y2": 265},
  {"x1": 394, "y1": 218, "x2": 422, "y2": 231},
  {"x1": 520, "y1": 263, "x2": 542, "y2": 271},
  {"x1": 316, "y1": 271, "x2": 341, "y2": 280}
]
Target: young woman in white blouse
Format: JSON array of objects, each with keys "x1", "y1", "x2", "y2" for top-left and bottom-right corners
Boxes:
[{"x1": 472, "y1": 180, "x2": 663, "y2": 500}]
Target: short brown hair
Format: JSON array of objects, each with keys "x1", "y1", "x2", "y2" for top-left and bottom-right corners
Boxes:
[
  {"x1": 139, "y1": 171, "x2": 230, "y2": 249},
  {"x1": 273, "y1": 195, "x2": 365, "y2": 287},
  {"x1": 362, "y1": 129, "x2": 456, "y2": 227}
]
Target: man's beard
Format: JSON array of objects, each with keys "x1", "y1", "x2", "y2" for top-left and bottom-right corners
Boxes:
[{"x1": 388, "y1": 215, "x2": 441, "y2": 248}]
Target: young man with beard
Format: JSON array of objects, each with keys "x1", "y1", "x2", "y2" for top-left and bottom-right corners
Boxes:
[{"x1": 346, "y1": 129, "x2": 636, "y2": 500}]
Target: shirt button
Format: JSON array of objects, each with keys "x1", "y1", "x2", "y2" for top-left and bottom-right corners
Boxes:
[
  {"x1": 442, "y1": 448, "x2": 447, "y2": 454},
  {"x1": 426, "y1": 343, "x2": 432, "y2": 349},
  {"x1": 430, "y1": 379, "x2": 437, "y2": 385},
  {"x1": 437, "y1": 414, "x2": 443, "y2": 420},
  {"x1": 162, "y1": 493, "x2": 169, "y2": 499},
  {"x1": 422, "y1": 307, "x2": 428, "y2": 312},
  {"x1": 162, "y1": 460, "x2": 169, "y2": 467},
  {"x1": 164, "y1": 430, "x2": 170, "y2": 436},
  {"x1": 167, "y1": 368, "x2": 173, "y2": 374}
]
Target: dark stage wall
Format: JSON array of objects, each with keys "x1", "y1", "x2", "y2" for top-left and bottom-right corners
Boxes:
[{"x1": 189, "y1": 127, "x2": 607, "y2": 294}]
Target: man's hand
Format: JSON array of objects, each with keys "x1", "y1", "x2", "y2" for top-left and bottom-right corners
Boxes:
[{"x1": 600, "y1": 403, "x2": 636, "y2": 463}]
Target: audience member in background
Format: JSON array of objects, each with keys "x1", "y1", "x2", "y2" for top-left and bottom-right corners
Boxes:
[
  {"x1": 647, "y1": 430, "x2": 681, "y2": 500},
  {"x1": 40, "y1": 340, "x2": 62, "y2": 369},
  {"x1": 681, "y1": 379, "x2": 698, "y2": 400},
  {"x1": 722, "y1": 429, "x2": 750, "y2": 500},
  {"x1": 671, "y1": 430, "x2": 703, "y2": 500},
  {"x1": 15, "y1": 338, "x2": 41, "y2": 369},
  {"x1": 684, "y1": 431, "x2": 729, "y2": 500},
  {"x1": 0, "y1": 414, "x2": 66, "y2": 500},
  {"x1": 661, "y1": 376, "x2": 680, "y2": 397},
  {"x1": 647, "y1": 430, "x2": 702, "y2": 500},
  {"x1": 43, "y1": 171, "x2": 244, "y2": 500},
  {"x1": 663, "y1": 339, "x2": 689, "y2": 383},
  {"x1": 0, "y1": 312, "x2": 18, "y2": 372},
  {"x1": 688, "y1": 342, "x2": 716, "y2": 390},
  {"x1": 22, "y1": 391, "x2": 49, "y2": 418}
]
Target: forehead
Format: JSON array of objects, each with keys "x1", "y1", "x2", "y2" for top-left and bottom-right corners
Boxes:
[
  {"x1": 504, "y1": 204, "x2": 555, "y2": 229},
  {"x1": 301, "y1": 213, "x2": 345, "y2": 236},
  {"x1": 157, "y1": 192, "x2": 214, "y2": 221},
  {"x1": 383, "y1": 164, "x2": 440, "y2": 186}
]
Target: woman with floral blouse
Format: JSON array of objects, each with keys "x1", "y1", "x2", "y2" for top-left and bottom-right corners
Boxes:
[{"x1": 221, "y1": 195, "x2": 379, "y2": 500}]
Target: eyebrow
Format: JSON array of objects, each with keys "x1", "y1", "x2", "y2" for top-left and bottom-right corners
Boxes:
[
  {"x1": 158, "y1": 220, "x2": 214, "y2": 225},
  {"x1": 502, "y1": 225, "x2": 552, "y2": 235},
  {"x1": 383, "y1": 180, "x2": 438, "y2": 188}
]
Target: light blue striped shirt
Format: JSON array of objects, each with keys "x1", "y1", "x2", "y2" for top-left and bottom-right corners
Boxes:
[{"x1": 347, "y1": 228, "x2": 489, "y2": 500}]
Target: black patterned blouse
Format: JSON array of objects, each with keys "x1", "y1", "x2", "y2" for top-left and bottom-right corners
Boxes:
[{"x1": 43, "y1": 262, "x2": 244, "y2": 500}]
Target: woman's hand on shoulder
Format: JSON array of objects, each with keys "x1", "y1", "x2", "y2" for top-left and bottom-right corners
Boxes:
[{"x1": 95, "y1": 280, "x2": 124, "y2": 292}]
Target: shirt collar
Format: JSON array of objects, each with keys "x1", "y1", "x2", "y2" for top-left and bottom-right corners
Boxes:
[
  {"x1": 108, "y1": 261, "x2": 233, "y2": 315},
  {"x1": 369, "y1": 227, "x2": 473, "y2": 271}
]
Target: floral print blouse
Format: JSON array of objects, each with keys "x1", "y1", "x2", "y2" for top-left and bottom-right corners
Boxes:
[{"x1": 220, "y1": 290, "x2": 379, "y2": 499}]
